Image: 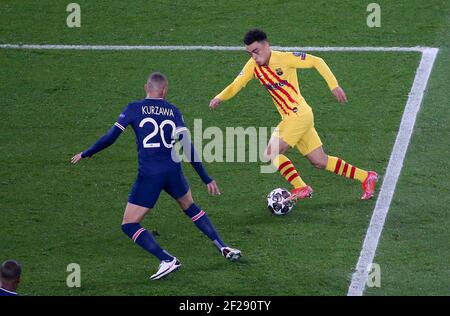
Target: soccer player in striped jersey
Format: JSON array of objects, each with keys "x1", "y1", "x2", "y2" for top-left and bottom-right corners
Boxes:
[
  {"x1": 71, "y1": 72, "x2": 241, "y2": 281},
  {"x1": 209, "y1": 29, "x2": 377, "y2": 201}
]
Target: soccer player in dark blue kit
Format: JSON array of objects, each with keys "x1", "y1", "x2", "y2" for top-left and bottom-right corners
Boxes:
[
  {"x1": 71, "y1": 72, "x2": 241, "y2": 280},
  {"x1": 0, "y1": 260, "x2": 21, "y2": 296}
]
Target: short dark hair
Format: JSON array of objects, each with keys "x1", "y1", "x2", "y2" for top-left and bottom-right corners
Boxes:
[
  {"x1": 0, "y1": 260, "x2": 21, "y2": 280},
  {"x1": 147, "y1": 72, "x2": 168, "y2": 91},
  {"x1": 147, "y1": 72, "x2": 167, "y2": 85},
  {"x1": 243, "y1": 29, "x2": 267, "y2": 45}
]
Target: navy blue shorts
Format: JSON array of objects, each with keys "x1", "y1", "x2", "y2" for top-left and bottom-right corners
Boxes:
[{"x1": 128, "y1": 170, "x2": 190, "y2": 208}]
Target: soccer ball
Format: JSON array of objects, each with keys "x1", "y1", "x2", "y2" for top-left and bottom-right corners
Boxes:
[{"x1": 267, "y1": 188, "x2": 294, "y2": 215}]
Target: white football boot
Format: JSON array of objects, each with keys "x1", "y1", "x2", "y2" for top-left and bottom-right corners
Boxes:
[
  {"x1": 150, "y1": 257, "x2": 181, "y2": 280},
  {"x1": 221, "y1": 247, "x2": 242, "y2": 261}
]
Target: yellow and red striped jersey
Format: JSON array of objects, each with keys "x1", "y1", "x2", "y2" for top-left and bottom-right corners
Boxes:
[{"x1": 215, "y1": 51, "x2": 339, "y2": 118}]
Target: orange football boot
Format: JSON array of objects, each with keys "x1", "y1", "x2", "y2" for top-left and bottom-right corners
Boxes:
[
  {"x1": 287, "y1": 185, "x2": 313, "y2": 203},
  {"x1": 361, "y1": 171, "x2": 378, "y2": 200}
]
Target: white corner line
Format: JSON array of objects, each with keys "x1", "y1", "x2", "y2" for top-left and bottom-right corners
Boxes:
[
  {"x1": 0, "y1": 44, "x2": 436, "y2": 53},
  {"x1": 347, "y1": 47, "x2": 439, "y2": 296}
]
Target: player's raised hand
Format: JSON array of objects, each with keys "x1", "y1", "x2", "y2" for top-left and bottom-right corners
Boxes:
[
  {"x1": 332, "y1": 86, "x2": 348, "y2": 104},
  {"x1": 209, "y1": 98, "x2": 221, "y2": 110},
  {"x1": 70, "y1": 152, "x2": 84, "y2": 164},
  {"x1": 207, "y1": 180, "x2": 221, "y2": 195}
]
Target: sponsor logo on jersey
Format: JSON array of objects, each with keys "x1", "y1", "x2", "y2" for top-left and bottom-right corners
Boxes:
[
  {"x1": 293, "y1": 51, "x2": 306, "y2": 60},
  {"x1": 265, "y1": 80, "x2": 289, "y2": 91}
]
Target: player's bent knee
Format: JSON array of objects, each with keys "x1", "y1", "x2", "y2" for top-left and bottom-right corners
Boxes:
[
  {"x1": 263, "y1": 151, "x2": 272, "y2": 162},
  {"x1": 264, "y1": 147, "x2": 285, "y2": 162},
  {"x1": 179, "y1": 201, "x2": 193, "y2": 211},
  {"x1": 310, "y1": 159, "x2": 327, "y2": 169},
  {"x1": 177, "y1": 191, "x2": 194, "y2": 211},
  {"x1": 122, "y1": 203, "x2": 150, "y2": 224},
  {"x1": 122, "y1": 216, "x2": 139, "y2": 225},
  {"x1": 263, "y1": 147, "x2": 272, "y2": 162}
]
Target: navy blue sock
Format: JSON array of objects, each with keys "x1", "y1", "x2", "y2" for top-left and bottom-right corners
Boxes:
[
  {"x1": 184, "y1": 204, "x2": 227, "y2": 250},
  {"x1": 121, "y1": 223, "x2": 173, "y2": 262}
]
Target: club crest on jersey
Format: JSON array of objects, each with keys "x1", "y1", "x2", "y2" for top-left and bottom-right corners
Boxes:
[
  {"x1": 275, "y1": 68, "x2": 283, "y2": 76},
  {"x1": 293, "y1": 51, "x2": 307, "y2": 60}
]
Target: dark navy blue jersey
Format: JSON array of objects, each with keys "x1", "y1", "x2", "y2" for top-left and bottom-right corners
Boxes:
[
  {"x1": 0, "y1": 288, "x2": 18, "y2": 296},
  {"x1": 81, "y1": 98, "x2": 212, "y2": 183},
  {"x1": 115, "y1": 98, "x2": 187, "y2": 176}
]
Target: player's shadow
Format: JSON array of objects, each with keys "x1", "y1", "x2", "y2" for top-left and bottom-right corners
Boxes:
[{"x1": 236, "y1": 198, "x2": 372, "y2": 227}]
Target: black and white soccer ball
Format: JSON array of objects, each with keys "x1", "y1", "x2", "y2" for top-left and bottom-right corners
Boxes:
[{"x1": 267, "y1": 188, "x2": 294, "y2": 215}]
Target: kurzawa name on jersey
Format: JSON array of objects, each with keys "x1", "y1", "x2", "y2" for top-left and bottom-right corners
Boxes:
[{"x1": 142, "y1": 105, "x2": 174, "y2": 117}]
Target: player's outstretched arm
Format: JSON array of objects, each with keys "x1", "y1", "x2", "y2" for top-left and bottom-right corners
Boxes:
[
  {"x1": 209, "y1": 98, "x2": 222, "y2": 110},
  {"x1": 290, "y1": 53, "x2": 347, "y2": 104},
  {"x1": 331, "y1": 86, "x2": 348, "y2": 104},
  {"x1": 309, "y1": 56, "x2": 347, "y2": 104},
  {"x1": 206, "y1": 180, "x2": 221, "y2": 195},
  {"x1": 70, "y1": 152, "x2": 84, "y2": 164},
  {"x1": 209, "y1": 59, "x2": 254, "y2": 110},
  {"x1": 177, "y1": 131, "x2": 221, "y2": 195},
  {"x1": 70, "y1": 125, "x2": 123, "y2": 164}
]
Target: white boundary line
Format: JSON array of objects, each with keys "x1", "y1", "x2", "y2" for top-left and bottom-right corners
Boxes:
[
  {"x1": 347, "y1": 47, "x2": 439, "y2": 296},
  {"x1": 0, "y1": 43, "x2": 434, "y2": 52},
  {"x1": 0, "y1": 43, "x2": 439, "y2": 295}
]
